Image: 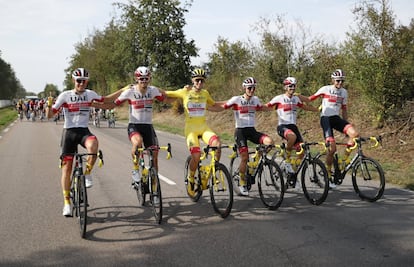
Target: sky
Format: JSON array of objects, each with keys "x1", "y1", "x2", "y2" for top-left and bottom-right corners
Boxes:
[{"x1": 0, "y1": 0, "x2": 412, "y2": 94}]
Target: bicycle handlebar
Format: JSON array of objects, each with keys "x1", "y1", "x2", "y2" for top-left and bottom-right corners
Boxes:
[
  {"x1": 228, "y1": 144, "x2": 274, "y2": 159},
  {"x1": 160, "y1": 143, "x2": 173, "y2": 159},
  {"x1": 136, "y1": 143, "x2": 173, "y2": 160},
  {"x1": 59, "y1": 150, "x2": 104, "y2": 168},
  {"x1": 296, "y1": 142, "x2": 327, "y2": 155},
  {"x1": 324, "y1": 136, "x2": 382, "y2": 152},
  {"x1": 201, "y1": 145, "x2": 230, "y2": 160}
]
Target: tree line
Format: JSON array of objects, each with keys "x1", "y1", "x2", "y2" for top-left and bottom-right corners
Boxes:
[{"x1": 1, "y1": 0, "x2": 413, "y2": 128}]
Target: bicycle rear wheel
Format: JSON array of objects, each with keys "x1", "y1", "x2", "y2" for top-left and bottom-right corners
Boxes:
[
  {"x1": 184, "y1": 156, "x2": 202, "y2": 202},
  {"x1": 301, "y1": 158, "x2": 329, "y2": 205},
  {"x1": 352, "y1": 157, "x2": 385, "y2": 202},
  {"x1": 209, "y1": 163, "x2": 233, "y2": 218},
  {"x1": 78, "y1": 175, "x2": 88, "y2": 238},
  {"x1": 149, "y1": 168, "x2": 162, "y2": 224},
  {"x1": 258, "y1": 160, "x2": 284, "y2": 210}
]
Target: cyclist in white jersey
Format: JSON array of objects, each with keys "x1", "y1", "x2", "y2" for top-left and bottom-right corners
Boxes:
[
  {"x1": 220, "y1": 77, "x2": 274, "y2": 196},
  {"x1": 267, "y1": 77, "x2": 318, "y2": 158},
  {"x1": 47, "y1": 68, "x2": 123, "y2": 216},
  {"x1": 113, "y1": 66, "x2": 166, "y2": 189},
  {"x1": 302, "y1": 69, "x2": 359, "y2": 184}
]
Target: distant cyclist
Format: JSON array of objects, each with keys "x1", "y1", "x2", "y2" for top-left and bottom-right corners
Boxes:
[
  {"x1": 46, "y1": 67, "x2": 123, "y2": 216},
  {"x1": 16, "y1": 99, "x2": 24, "y2": 121},
  {"x1": 165, "y1": 68, "x2": 223, "y2": 196}
]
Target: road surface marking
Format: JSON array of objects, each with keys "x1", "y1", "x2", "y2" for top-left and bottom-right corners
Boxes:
[{"x1": 159, "y1": 174, "x2": 176, "y2": 185}]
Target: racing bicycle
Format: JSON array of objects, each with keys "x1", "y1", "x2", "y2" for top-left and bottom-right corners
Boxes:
[
  {"x1": 317, "y1": 136, "x2": 385, "y2": 202},
  {"x1": 229, "y1": 144, "x2": 285, "y2": 210},
  {"x1": 132, "y1": 144, "x2": 172, "y2": 224},
  {"x1": 184, "y1": 145, "x2": 233, "y2": 218},
  {"x1": 272, "y1": 142, "x2": 329, "y2": 205},
  {"x1": 63, "y1": 150, "x2": 104, "y2": 238}
]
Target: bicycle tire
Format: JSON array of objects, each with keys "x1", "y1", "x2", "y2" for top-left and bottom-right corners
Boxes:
[
  {"x1": 229, "y1": 156, "x2": 242, "y2": 195},
  {"x1": 209, "y1": 163, "x2": 233, "y2": 218},
  {"x1": 257, "y1": 160, "x2": 284, "y2": 210},
  {"x1": 70, "y1": 176, "x2": 78, "y2": 217},
  {"x1": 352, "y1": 157, "x2": 385, "y2": 202},
  {"x1": 184, "y1": 156, "x2": 202, "y2": 202},
  {"x1": 78, "y1": 175, "x2": 88, "y2": 238},
  {"x1": 149, "y1": 168, "x2": 163, "y2": 224},
  {"x1": 134, "y1": 175, "x2": 146, "y2": 206},
  {"x1": 301, "y1": 158, "x2": 329, "y2": 205}
]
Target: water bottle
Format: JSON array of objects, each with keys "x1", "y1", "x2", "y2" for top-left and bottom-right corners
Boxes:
[
  {"x1": 141, "y1": 167, "x2": 148, "y2": 183},
  {"x1": 247, "y1": 161, "x2": 255, "y2": 175},
  {"x1": 343, "y1": 154, "x2": 350, "y2": 167},
  {"x1": 200, "y1": 166, "x2": 209, "y2": 190},
  {"x1": 284, "y1": 160, "x2": 294, "y2": 174},
  {"x1": 338, "y1": 155, "x2": 348, "y2": 171},
  {"x1": 293, "y1": 158, "x2": 301, "y2": 171},
  {"x1": 132, "y1": 169, "x2": 140, "y2": 182}
]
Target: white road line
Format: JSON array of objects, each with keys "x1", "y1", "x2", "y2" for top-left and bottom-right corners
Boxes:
[{"x1": 159, "y1": 174, "x2": 176, "y2": 185}]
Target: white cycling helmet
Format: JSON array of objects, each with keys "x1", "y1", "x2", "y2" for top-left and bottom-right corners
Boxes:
[
  {"x1": 242, "y1": 77, "x2": 257, "y2": 87},
  {"x1": 134, "y1": 66, "x2": 151, "y2": 80},
  {"x1": 283, "y1": 77, "x2": 297, "y2": 86},
  {"x1": 72, "y1": 68, "x2": 89, "y2": 80},
  {"x1": 331, "y1": 69, "x2": 345, "y2": 80}
]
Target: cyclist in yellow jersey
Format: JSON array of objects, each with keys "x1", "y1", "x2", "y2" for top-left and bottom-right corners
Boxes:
[
  {"x1": 166, "y1": 69, "x2": 223, "y2": 195},
  {"x1": 47, "y1": 91, "x2": 54, "y2": 107}
]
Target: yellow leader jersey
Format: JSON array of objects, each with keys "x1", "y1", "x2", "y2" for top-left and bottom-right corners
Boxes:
[{"x1": 166, "y1": 88, "x2": 215, "y2": 125}]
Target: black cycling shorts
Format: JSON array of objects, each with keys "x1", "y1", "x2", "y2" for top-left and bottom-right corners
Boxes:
[
  {"x1": 60, "y1": 127, "x2": 95, "y2": 156},
  {"x1": 234, "y1": 127, "x2": 267, "y2": 148},
  {"x1": 320, "y1": 115, "x2": 349, "y2": 139},
  {"x1": 277, "y1": 124, "x2": 303, "y2": 144},
  {"x1": 127, "y1": 123, "x2": 159, "y2": 148}
]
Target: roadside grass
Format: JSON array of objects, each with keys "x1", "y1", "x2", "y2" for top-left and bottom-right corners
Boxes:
[{"x1": 0, "y1": 107, "x2": 17, "y2": 131}]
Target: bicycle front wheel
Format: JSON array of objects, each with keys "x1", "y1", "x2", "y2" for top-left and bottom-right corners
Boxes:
[
  {"x1": 229, "y1": 155, "x2": 242, "y2": 195},
  {"x1": 149, "y1": 168, "x2": 162, "y2": 224},
  {"x1": 301, "y1": 158, "x2": 329, "y2": 205},
  {"x1": 209, "y1": 163, "x2": 233, "y2": 218},
  {"x1": 133, "y1": 173, "x2": 146, "y2": 207},
  {"x1": 352, "y1": 157, "x2": 385, "y2": 202},
  {"x1": 258, "y1": 160, "x2": 284, "y2": 210},
  {"x1": 78, "y1": 175, "x2": 88, "y2": 238},
  {"x1": 184, "y1": 156, "x2": 202, "y2": 202}
]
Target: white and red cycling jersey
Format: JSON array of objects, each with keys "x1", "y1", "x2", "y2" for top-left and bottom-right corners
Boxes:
[
  {"x1": 114, "y1": 84, "x2": 165, "y2": 124},
  {"x1": 223, "y1": 95, "x2": 263, "y2": 128},
  {"x1": 309, "y1": 85, "x2": 347, "y2": 117},
  {"x1": 266, "y1": 94, "x2": 304, "y2": 125},
  {"x1": 52, "y1": 89, "x2": 104, "y2": 129}
]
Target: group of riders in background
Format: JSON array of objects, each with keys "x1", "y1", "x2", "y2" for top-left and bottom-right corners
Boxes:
[
  {"x1": 15, "y1": 97, "x2": 48, "y2": 122},
  {"x1": 15, "y1": 97, "x2": 115, "y2": 127}
]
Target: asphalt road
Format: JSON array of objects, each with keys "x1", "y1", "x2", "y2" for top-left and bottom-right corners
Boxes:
[{"x1": 1, "y1": 118, "x2": 414, "y2": 267}]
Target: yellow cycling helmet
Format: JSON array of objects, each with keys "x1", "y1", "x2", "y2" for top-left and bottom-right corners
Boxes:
[{"x1": 191, "y1": 68, "x2": 206, "y2": 79}]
